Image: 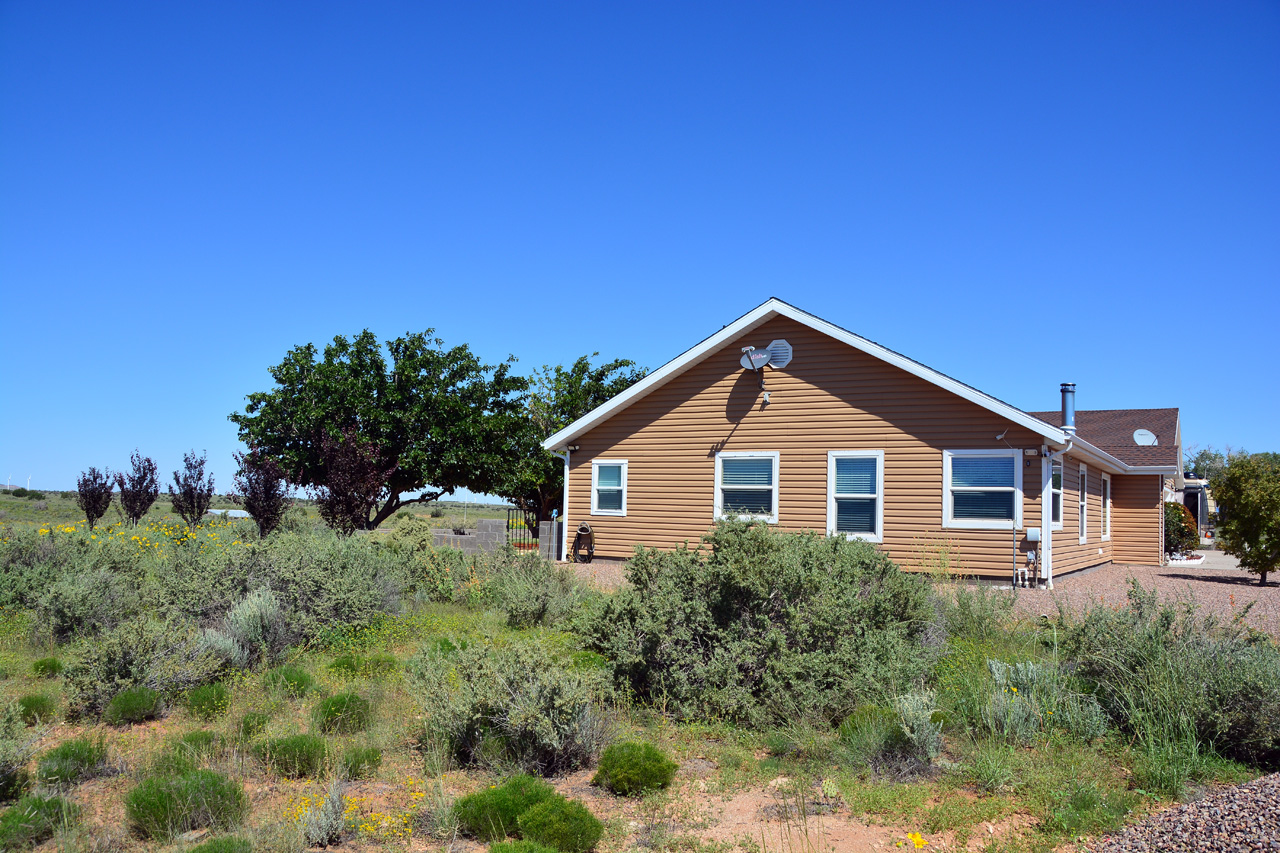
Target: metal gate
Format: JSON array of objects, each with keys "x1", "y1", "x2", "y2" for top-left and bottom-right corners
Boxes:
[{"x1": 507, "y1": 508, "x2": 539, "y2": 551}]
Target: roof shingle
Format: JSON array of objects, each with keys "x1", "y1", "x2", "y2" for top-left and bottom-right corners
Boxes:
[{"x1": 1026, "y1": 408, "x2": 1180, "y2": 467}]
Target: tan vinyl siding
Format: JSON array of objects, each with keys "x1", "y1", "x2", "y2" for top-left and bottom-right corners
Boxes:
[
  {"x1": 1112, "y1": 474, "x2": 1163, "y2": 565},
  {"x1": 566, "y1": 315, "x2": 1047, "y2": 579},
  {"x1": 1048, "y1": 455, "x2": 1112, "y2": 576}
]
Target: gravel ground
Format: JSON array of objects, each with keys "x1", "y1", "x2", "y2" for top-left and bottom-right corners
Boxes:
[
  {"x1": 1013, "y1": 553, "x2": 1280, "y2": 636},
  {"x1": 1088, "y1": 773, "x2": 1280, "y2": 852}
]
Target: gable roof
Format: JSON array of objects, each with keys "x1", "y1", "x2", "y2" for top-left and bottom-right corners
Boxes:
[{"x1": 1027, "y1": 408, "x2": 1181, "y2": 468}]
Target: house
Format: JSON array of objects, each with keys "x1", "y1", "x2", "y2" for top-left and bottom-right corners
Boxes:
[{"x1": 542, "y1": 299, "x2": 1180, "y2": 585}]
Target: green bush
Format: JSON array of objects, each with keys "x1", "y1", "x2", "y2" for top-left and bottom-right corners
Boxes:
[
  {"x1": 151, "y1": 732, "x2": 219, "y2": 777},
  {"x1": 328, "y1": 653, "x2": 363, "y2": 676},
  {"x1": 979, "y1": 660, "x2": 1107, "y2": 745},
  {"x1": 17, "y1": 694, "x2": 56, "y2": 726},
  {"x1": 188, "y1": 683, "x2": 231, "y2": 721},
  {"x1": 36, "y1": 736, "x2": 107, "y2": 787},
  {"x1": 838, "y1": 704, "x2": 911, "y2": 769},
  {"x1": 190, "y1": 838, "x2": 252, "y2": 853},
  {"x1": 518, "y1": 797, "x2": 603, "y2": 853},
  {"x1": 236, "y1": 711, "x2": 271, "y2": 740},
  {"x1": 491, "y1": 842, "x2": 560, "y2": 853},
  {"x1": 585, "y1": 521, "x2": 936, "y2": 725},
  {"x1": 257, "y1": 734, "x2": 328, "y2": 777},
  {"x1": 340, "y1": 745, "x2": 382, "y2": 779},
  {"x1": 495, "y1": 549, "x2": 590, "y2": 629},
  {"x1": 313, "y1": 692, "x2": 372, "y2": 734},
  {"x1": 592, "y1": 742, "x2": 677, "y2": 796},
  {"x1": 0, "y1": 794, "x2": 77, "y2": 849},
  {"x1": 103, "y1": 685, "x2": 162, "y2": 725},
  {"x1": 0, "y1": 702, "x2": 37, "y2": 802},
  {"x1": 1164, "y1": 502, "x2": 1199, "y2": 556},
  {"x1": 210, "y1": 587, "x2": 290, "y2": 669},
  {"x1": 364, "y1": 652, "x2": 399, "y2": 674},
  {"x1": 408, "y1": 639, "x2": 610, "y2": 775},
  {"x1": 454, "y1": 773, "x2": 558, "y2": 841},
  {"x1": 124, "y1": 770, "x2": 247, "y2": 840},
  {"x1": 31, "y1": 657, "x2": 63, "y2": 678},
  {"x1": 264, "y1": 664, "x2": 315, "y2": 698},
  {"x1": 37, "y1": 567, "x2": 140, "y2": 643}
]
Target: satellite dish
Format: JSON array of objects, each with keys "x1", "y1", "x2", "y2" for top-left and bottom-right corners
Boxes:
[
  {"x1": 1133, "y1": 429, "x2": 1158, "y2": 446},
  {"x1": 766, "y1": 339, "x2": 793, "y2": 369},
  {"x1": 740, "y1": 348, "x2": 772, "y2": 371}
]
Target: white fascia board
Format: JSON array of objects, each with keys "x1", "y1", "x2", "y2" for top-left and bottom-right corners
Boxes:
[{"x1": 543, "y1": 297, "x2": 1068, "y2": 451}]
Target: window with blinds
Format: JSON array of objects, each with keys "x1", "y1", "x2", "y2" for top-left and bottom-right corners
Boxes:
[
  {"x1": 827, "y1": 450, "x2": 883, "y2": 542},
  {"x1": 943, "y1": 450, "x2": 1021, "y2": 529},
  {"x1": 591, "y1": 460, "x2": 627, "y2": 516},
  {"x1": 716, "y1": 453, "x2": 778, "y2": 522},
  {"x1": 1078, "y1": 464, "x2": 1088, "y2": 543}
]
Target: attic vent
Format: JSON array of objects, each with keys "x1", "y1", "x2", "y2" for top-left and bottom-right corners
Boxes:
[
  {"x1": 1133, "y1": 429, "x2": 1158, "y2": 446},
  {"x1": 766, "y1": 339, "x2": 793, "y2": 369}
]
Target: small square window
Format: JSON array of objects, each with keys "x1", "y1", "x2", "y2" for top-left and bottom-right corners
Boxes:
[
  {"x1": 715, "y1": 452, "x2": 778, "y2": 523},
  {"x1": 591, "y1": 460, "x2": 627, "y2": 516}
]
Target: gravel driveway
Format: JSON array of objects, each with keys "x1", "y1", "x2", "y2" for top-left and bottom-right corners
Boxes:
[{"x1": 1012, "y1": 550, "x2": 1279, "y2": 637}]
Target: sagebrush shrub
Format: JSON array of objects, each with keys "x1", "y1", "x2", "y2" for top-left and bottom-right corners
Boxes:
[
  {"x1": 585, "y1": 521, "x2": 936, "y2": 725},
  {"x1": 454, "y1": 774, "x2": 558, "y2": 841},
  {"x1": 299, "y1": 777, "x2": 347, "y2": 846},
  {"x1": 592, "y1": 742, "x2": 677, "y2": 796},
  {"x1": 188, "y1": 683, "x2": 231, "y2": 721},
  {"x1": 893, "y1": 691, "x2": 943, "y2": 763},
  {"x1": 313, "y1": 692, "x2": 372, "y2": 734},
  {"x1": 517, "y1": 797, "x2": 603, "y2": 853},
  {"x1": 104, "y1": 685, "x2": 162, "y2": 725},
  {"x1": 125, "y1": 770, "x2": 247, "y2": 840},
  {"x1": 0, "y1": 702, "x2": 37, "y2": 802},
  {"x1": 221, "y1": 587, "x2": 289, "y2": 667},
  {"x1": 257, "y1": 734, "x2": 328, "y2": 778},
  {"x1": 495, "y1": 549, "x2": 589, "y2": 629},
  {"x1": 341, "y1": 745, "x2": 382, "y2": 779},
  {"x1": 190, "y1": 838, "x2": 252, "y2": 853},
  {"x1": 17, "y1": 694, "x2": 56, "y2": 726},
  {"x1": 264, "y1": 664, "x2": 315, "y2": 698},
  {"x1": 31, "y1": 658, "x2": 62, "y2": 678},
  {"x1": 980, "y1": 660, "x2": 1107, "y2": 744},
  {"x1": 38, "y1": 567, "x2": 140, "y2": 643},
  {"x1": 37, "y1": 736, "x2": 107, "y2": 788},
  {"x1": 0, "y1": 794, "x2": 77, "y2": 850}
]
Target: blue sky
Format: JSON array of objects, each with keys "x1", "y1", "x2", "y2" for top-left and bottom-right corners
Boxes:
[{"x1": 2, "y1": 1, "x2": 1277, "y2": 497}]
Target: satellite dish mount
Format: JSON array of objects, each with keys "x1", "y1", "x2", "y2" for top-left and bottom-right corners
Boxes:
[{"x1": 740, "y1": 345, "x2": 772, "y2": 403}]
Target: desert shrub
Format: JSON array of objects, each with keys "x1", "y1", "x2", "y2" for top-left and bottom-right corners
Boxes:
[
  {"x1": 0, "y1": 794, "x2": 77, "y2": 849},
  {"x1": 838, "y1": 704, "x2": 911, "y2": 769},
  {"x1": 190, "y1": 838, "x2": 252, "y2": 853},
  {"x1": 104, "y1": 685, "x2": 163, "y2": 725},
  {"x1": 585, "y1": 520, "x2": 936, "y2": 725},
  {"x1": 63, "y1": 618, "x2": 221, "y2": 720},
  {"x1": 935, "y1": 580, "x2": 1017, "y2": 641},
  {"x1": 36, "y1": 736, "x2": 107, "y2": 787},
  {"x1": 340, "y1": 745, "x2": 382, "y2": 779},
  {"x1": 313, "y1": 692, "x2": 372, "y2": 734},
  {"x1": 298, "y1": 777, "x2": 346, "y2": 846},
  {"x1": 125, "y1": 769, "x2": 247, "y2": 840},
  {"x1": 236, "y1": 711, "x2": 271, "y2": 740},
  {"x1": 257, "y1": 734, "x2": 328, "y2": 778},
  {"x1": 408, "y1": 639, "x2": 611, "y2": 775},
  {"x1": 592, "y1": 741, "x2": 677, "y2": 796},
  {"x1": 454, "y1": 774, "x2": 558, "y2": 841},
  {"x1": 1164, "y1": 501, "x2": 1199, "y2": 556},
  {"x1": 0, "y1": 528, "x2": 71, "y2": 610},
  {"x1": 494, "y1": 548, "x2": 589, "y2": 629},
  {"x1": 221, "y1": 587, "x2": 289, "y2": 667},
  {"x1": 31, "y1": 657, "x2": 62, "y2": 678},
  {"x1": 893, "y1": 691, "x2": 944, "y2": 763},
  {"x1": 518, "y1": 797, "x2": 603, "y2": 853},
  {"x1": 37, "y1": 566, "x2": 141, "y2": 642},
  {"x1": 0, "y1": 702, "x2": 37, "y2": 802},
  {"x1": 328, "y1": 653, "x2": 363, "y2": 676},
  {"x1": 430, "y1": 505, "x2": 445, "y2": 518},
  {"x1": 491, "y1": 842, "x2": 560, "y2": 853},
  {"x1": 188, "y1": 683, "x2": 231, "y2": 721},
  {"x1": 264, "y1": 664, "x2": 315, "y2": 698},
  {"x1": 980, "y1": 660, "x2": 1107, "y2": 744},
  {"x1": 1063, "y1": 581, "x2": 1280, "y2": 768},
  {"x1": 17, "y1": 694, "x2": 56, "y2": 726}
]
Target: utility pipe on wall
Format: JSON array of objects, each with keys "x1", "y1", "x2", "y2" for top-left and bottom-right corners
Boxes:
[{"x1": 550, "y1": 449, "x2": 570, "y2": 562}]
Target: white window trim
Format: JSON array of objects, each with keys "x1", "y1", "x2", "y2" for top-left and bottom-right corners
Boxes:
[
  {"x1": 715, "y1": 451, "x2": 779, "y2": 524},
  {"x1": 590, "y1": 459, "x2": 627, "y2": 517},
  {"x1": 1101, "y1": 472, "x2": 1111, "y2": 541},
  {"x1": 1050, "y1": 460, "x2": 1064, "y2": 531},
  {"x1": 942, "y1": 449, "x2": 1023, "y2": 531},
  {"x1": 1078, "y1": 463, "x2": 1088, "y2": 545},
  {"x1": 827, "y1": 450, "x2": 884, "y2": 543}
]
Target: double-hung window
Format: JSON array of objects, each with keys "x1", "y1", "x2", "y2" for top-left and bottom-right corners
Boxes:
[
  {"x1": 1050, "y1": 460, "x2": 1064, "y2": 530},
  {"x1": 1077, "y1": 464, "x2": 1088, "y2": 543},
  {"x1": 943, "y1": 450, "x2": 1022, "y2": 530},
  {"x1": 1101, "y1": 472, "x2": 1111, "y2": 541},
  {"x1": 827, "y1": 450, "x2": 884, "y2": 542},
  {"x1": 715, "y1": 452, "x2": 779, "y2": 523},
  {"x1": 591, "y1": 460, "x2": 627, "y2": 516}
]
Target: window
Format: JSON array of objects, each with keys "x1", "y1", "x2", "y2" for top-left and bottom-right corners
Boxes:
[
  {"x1": 1101, "y1": 472, "x2": 1111, "y2": 541},
  {"x1": 827, "y1": 450, "x2": 884, "y2": 542},
  {"x1": 1078, "y1": 463, "x2": 1088, "y2": 544},
  {"x1": 591, "y1": 460, "x2": 627, "y2": 516},
  {"x1": 715, "y1": 452, "x2": 779, "y2": 523},
  {"x1": 1050, "y1": 460, "x2": 1063, "y2": 530},
  {"x1": 943, "y1": 450, "x2": 1022, "y2": 530}
]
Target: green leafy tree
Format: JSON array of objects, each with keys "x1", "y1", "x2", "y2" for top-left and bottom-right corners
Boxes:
[
  {"x1": 229, "y1": 330, "x2": 525, "y2": 530},
  {"x1": 1184, "y1": 444, "x2": 1227, "y2": 481},
  {"x1": 493, "y1": 355, "x2": 647, "y2": 529},
  {"x1": 1210, "y1": 452, "x2": 1280, "y2": 585}
]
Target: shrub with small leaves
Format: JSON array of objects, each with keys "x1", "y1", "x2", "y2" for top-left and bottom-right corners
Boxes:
[
  {"x1": 190, "y1": 838, "x2": 252, "y2": 853},
  {"x1": 31, "y1": 658, "x2": 63, "y2": 678},
  {"x1": 518, "y1": 797, "x2": 604, "y2": 853},
  {"x1": 264, "y1": 664, "x2": 314, "y2": 698},
  {"x1": 256, "y1": 734, "x2": 328, "y2": 778},
  {"x1": 837, "y1": 704, "x2": 911, "y2": 769},
  {"x1": 340, "y1": 745, "x2": 381, "y2": 779},
  {"x1": 0, "y1": 794, "x2": 78, "y2": 850},
  {"x1": 125, "y1": 769, "x2": 247, "y2": 840},
  {"x1": 592, "y1": 742, "x2": 677, "y2": 796},
  {"x1": 313, "y1": 692, "x2": 372, "y2": 734},
  {"x1": 37, "y1": 736, "x2": 107, "y2": 788},
  {"x1": 328, "y1": 653, "x2": 363, "y2": 677},
  {"x1": 17, "y1": 694, "x2": 56, "y2": 726},
  {"x1": 454, "y1": 774, "x2": 558, "y2": 841},
  {"x1": 188, "y1": 683, "x2": 231, "y2": 721},
  {"x1": 0, "y1": 702, "x2": 37, "y2": 802},
  {"x1": 299, "y1": 776, "x2": 347, "y2": 846},
  {"x1": 103, "y1": 685, "x2": 162, "y2": 725},
  {"x1": 491, "y1": 842, "x2": 561, "y2": 853},
  {"x1": 236, "y1": 711, "x2": 271, "y2": 741}
]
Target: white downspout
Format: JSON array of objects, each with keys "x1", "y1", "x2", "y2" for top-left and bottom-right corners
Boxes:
[
  {"x1": 550, "y1": 448, "x2": 570, "y2": 562},
  {"x1": 1041, "y1": 440, "x2": 1073, "y2": 589}
]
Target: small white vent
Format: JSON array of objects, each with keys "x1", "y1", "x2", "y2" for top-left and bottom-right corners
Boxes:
[
  {"x1": 766, "y1": 339, "x2": 793, "y2": 369},
  {"x1": 1133, "y1": 429, "x2": 1158, "y2": 446}
]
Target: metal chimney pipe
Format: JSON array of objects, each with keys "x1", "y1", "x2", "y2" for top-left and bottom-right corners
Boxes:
[{"x1": 1061, "y1": 383, "x2": 1077, "y2": 435}]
